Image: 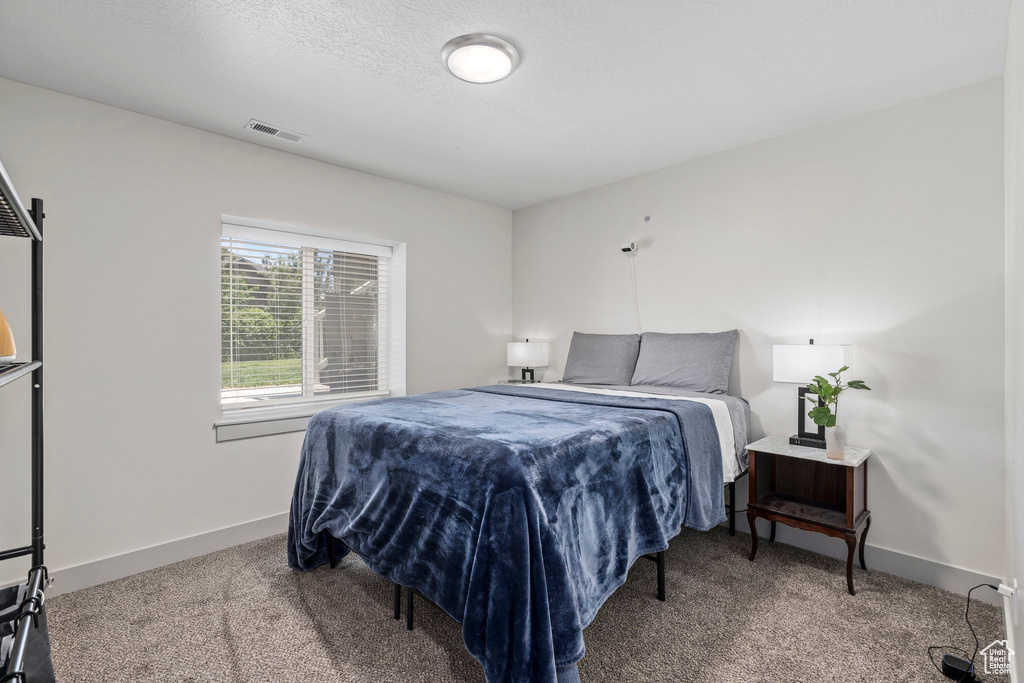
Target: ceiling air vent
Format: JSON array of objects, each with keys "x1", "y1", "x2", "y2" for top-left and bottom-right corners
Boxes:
[{"x1": 244, "y1": 119, "x2": 307, "y2": 143}]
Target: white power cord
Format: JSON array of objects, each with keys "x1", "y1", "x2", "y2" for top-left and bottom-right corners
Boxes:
[{"x1": 628, "y1": 254, "x2": 642, "y2": 334}]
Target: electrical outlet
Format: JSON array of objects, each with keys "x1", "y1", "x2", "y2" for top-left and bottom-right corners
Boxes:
[
  {"x1": 1004, "y1": 578, "x2": 1020, "y2": 626},
  {"x1": 998, "y1": 579, "x2": 1018, "y2": 626}
]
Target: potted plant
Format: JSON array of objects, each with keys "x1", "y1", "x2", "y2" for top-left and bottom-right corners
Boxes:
[{"x1": 804, "y1": 367, "x2": 871, "y2": 459}]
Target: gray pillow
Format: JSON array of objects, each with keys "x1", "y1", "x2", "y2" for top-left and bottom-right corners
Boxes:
[
  {"x1": 562, "y1": 332, "x2": 641, "y2": 385},
  {"x1": 630, "y1": 330, "x2": 739, "y2": 394}
]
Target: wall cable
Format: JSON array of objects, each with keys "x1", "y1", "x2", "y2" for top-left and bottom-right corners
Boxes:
[{"x1": 628, "y1": 254, "x2": 642, "y2": 334}]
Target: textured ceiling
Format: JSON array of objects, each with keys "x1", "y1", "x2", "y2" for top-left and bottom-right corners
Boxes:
[{"x1": 0, "y1": 0, "x2": 1011, "y2": 209}]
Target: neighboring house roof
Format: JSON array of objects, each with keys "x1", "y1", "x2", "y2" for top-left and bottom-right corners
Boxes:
[{"x1": 224, "y1": 253, "x2": 270, "y2": 303}]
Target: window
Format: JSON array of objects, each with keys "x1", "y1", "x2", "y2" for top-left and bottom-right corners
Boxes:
[{"x1": 220, "y1": 220, "x2": 395, "y2": 413}]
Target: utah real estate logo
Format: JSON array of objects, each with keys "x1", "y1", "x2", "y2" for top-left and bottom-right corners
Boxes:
[{"x1": 979, "y1": 639, "x2": 1014, "y2": 676}]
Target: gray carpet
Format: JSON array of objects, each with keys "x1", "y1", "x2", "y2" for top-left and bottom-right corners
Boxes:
[{"x1": 46, "y1": 527, "x2": 1004, "y2": 682}]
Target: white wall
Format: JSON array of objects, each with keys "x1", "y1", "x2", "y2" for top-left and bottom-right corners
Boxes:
[
  {"x1": 1004, "y1": 0, "x2": 1024, "y2": 675},
  {"x1": 0, "y1": 72, "x2": 1007, "y2": 598},
  {"x1": 0, "y1": 77, "x2": 512, "y2": 586},
  {"x1": 512, "y1": 80, "x2": 1005, "y2": 582}
]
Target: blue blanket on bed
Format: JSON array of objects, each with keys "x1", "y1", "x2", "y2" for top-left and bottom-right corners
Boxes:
[{"x1": 288, "y1": 385, "x2": 725, "y2": 682}]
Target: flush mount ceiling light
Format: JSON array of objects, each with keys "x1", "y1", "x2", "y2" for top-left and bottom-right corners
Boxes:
[{"x1": 441, "y1": 34, "x2": 520, "y2": 84}]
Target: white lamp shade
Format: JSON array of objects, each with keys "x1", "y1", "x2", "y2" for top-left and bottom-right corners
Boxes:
[
  {"x1": 508, "y1": 342, "x2": 549, "y2": 367},
  {"x1": 772, "y1": 344, "x2": 852, "y2": 384}
]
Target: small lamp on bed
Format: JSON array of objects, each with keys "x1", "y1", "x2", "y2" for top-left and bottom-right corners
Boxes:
[
  {"x1": 507, "y1": 339, "x2": 549, "y2": 382},
  {"x1": 773, "y1": 340, "x2": 851, "y2": 449}
]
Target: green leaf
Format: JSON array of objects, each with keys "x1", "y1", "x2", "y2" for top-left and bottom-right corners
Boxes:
[
  {"x1": 807, "y1": 404, "x2": 835, "y2": 427},
  {"x1": 847, "y1": 380, "x2": 871, "y2": 391},
  {"x1": 824, "y1": 413, "x2": 836, "y2": 427},
  {"x1": 827, "y1": 367, "x2": 847, "y2": 381}
]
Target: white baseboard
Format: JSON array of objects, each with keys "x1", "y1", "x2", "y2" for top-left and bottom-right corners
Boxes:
[
  {"x1": 721, "y1": 519, "x2": 1003, "y2": 605},
  {"x1": 8, "y1": 511, "x2": 1000, "y2": 606},
  {"x1": 44, "y1": 513, "x2": 289, "y2": 597}
]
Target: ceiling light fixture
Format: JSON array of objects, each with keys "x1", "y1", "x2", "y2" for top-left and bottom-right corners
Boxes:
[{"x1": 441, "y1": 34, "x2": 520, "y2": 84}]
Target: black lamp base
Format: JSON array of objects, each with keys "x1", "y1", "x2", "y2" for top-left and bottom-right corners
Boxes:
[
  {"x1": 521, "y1": 367, "x2": 535, "y2": 381},
  {"x1": 789, "y1": 434, "x2": 826, "y2": 449},
  {"x1": 794, "y1": 386, "x2": 826, "y2": 449}
]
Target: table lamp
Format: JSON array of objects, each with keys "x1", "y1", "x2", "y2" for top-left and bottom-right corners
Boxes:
[
  {"x1": 507, "y1": 339, "x2": 549, "y2": 381},
  {"x1": 773, "y1": 339, "x2": 851, "y2": 448}
]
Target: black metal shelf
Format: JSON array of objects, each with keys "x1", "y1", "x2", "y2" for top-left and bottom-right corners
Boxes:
[
  {"x1": 0, "y1": 361, "x2": 41, "y2": 390},
  {"x1": 0, "y1": 155, "x2": 47, "y2": 683}
]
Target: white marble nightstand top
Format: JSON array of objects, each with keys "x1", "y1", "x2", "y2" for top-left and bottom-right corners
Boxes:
[{"x1": 745, "y1": 435, "x2": 872, "y2": 468}]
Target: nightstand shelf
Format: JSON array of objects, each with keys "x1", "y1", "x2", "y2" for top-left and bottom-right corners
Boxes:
[
  {"x1": 754, "y1": 491, "x2": 847, "y2": 528},
  {"x1": 746, "y1": 435, "x2": 872, "y2": 595}
]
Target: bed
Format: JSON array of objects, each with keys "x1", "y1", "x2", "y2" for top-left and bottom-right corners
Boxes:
[{"x1": 289, "y1": 330, "x2": 749, "y2": 681}]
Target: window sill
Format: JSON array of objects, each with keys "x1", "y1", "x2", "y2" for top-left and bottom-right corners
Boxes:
[{"x1": 214, "y1": 392, "x2": 388, "y2": 442}]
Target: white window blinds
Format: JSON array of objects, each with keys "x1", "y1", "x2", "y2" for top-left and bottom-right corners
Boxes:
[{"x1": 221, "y1": 225, "x2": 391, "y2": 408}]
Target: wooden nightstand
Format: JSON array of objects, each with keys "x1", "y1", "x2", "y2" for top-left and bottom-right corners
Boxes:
[{"x1": 745, "y1": 435, "x2": 872, "y2": 595}]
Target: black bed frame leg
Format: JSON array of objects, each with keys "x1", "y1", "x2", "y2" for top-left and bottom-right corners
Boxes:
[
  {"x1": 656, "y1": 551, "x2": 666, "y2": 602},
  {"x1": 328, "y1": 535, "x2": 338, "y2": 569},
  {"x1": 393, "y1": 583, "x2": 401, "y2": 620},
  {"x1": 406, "y1": 587, "x2": 414, "y2": 630},
  {"x1": 728, "y1": 481, "x2": 736, "y2": 536}
]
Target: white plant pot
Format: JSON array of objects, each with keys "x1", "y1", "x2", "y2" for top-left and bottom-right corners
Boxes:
[{"x1": 825, "y1": 425, "x2": 847, "y2": 460}]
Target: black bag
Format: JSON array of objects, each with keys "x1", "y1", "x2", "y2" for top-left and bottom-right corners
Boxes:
[{"x1": 0, "y1": 582, "x2": 55, "y2": 683}]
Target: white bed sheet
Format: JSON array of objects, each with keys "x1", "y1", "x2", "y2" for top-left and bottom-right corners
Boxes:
[{"x1": 532, "y1": 382, "x2": 740, "y2": 484}]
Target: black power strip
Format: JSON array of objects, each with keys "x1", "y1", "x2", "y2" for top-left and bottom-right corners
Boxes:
[{"x1": 941, "y1": 653, "x2": 976, "y2": 681}]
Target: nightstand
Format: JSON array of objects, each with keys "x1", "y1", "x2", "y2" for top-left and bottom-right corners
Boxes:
[
  {"x1": 498, "y1": 379, "x2": 541, "y2": 384},
  {"x1": 745, "y1": 435, "x2": 872, "y2": 595}
]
